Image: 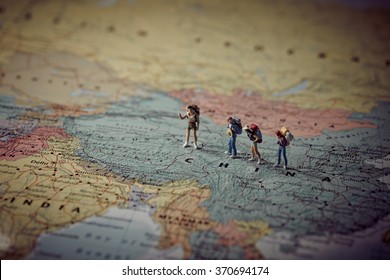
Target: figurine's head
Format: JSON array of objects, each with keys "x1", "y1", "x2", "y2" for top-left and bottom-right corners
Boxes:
[
  {"x1": 227, "y1": 116, "x2": 233, "y2": 123},
  {"x1": 243, "y1": 125, "x2": 252, "y2": 133},
  {"x1": 186, "y1": 105, "x2": 195, "y2": 115},
  {"x1": 186, "y1": 105, "x2": 199, "y2": 115},
  {"x1": 276, "y1": 130, "x2": 283, "y2": 138}
]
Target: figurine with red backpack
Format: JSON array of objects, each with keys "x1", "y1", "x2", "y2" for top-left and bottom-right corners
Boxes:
[{"x1": 243, "y1": 123, "x2": 262, "y2": 165}]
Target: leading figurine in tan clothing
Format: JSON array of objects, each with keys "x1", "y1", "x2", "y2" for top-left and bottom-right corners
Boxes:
[{"x1": 178, "y1": 104, "x2": 200, "y2": 149}]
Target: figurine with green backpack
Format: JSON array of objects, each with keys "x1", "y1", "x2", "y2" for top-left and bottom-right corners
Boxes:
[{"x1": 274, "y1": 127, "x2": 294, "y2": 169}]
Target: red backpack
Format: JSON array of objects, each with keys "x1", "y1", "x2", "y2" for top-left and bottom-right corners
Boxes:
[
  {"x1": 247, "y1": 124, "x2": 262, "y2": 143},
  {"x1": 249, "y1": 123, "x2": 259, "y2": 131}
]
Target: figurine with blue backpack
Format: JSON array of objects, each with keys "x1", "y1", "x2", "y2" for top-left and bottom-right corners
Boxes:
[
  {"x1": 243, "y1": 124, "x2": 263, "y2": 165},
  {"x1": 225, "y1": 116, "x2": 242, "y2": 158}
]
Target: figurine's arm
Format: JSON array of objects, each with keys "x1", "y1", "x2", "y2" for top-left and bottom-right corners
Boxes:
[
  {"x1": 178, "y1": 113, "x2": 188, "y2": 120},
  {"x1": 196, "y1": 116, "x2": 200, "y2": 130},
  {"x1": 252, "y1": 134, "x2": 260, "y2": 142}
]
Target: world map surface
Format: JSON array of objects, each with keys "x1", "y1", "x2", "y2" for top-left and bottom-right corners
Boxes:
[{"x1": 0, "y1": 0, "x2": 389, "y2": 259}]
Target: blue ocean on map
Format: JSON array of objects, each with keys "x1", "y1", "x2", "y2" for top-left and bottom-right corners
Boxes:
[{"x1": 28, "y1": 204, "x2": 183, "y2": 260}]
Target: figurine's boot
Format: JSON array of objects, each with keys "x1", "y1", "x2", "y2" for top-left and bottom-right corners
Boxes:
[{"x1": 183, "y1": 142, "x2": 190, "y2": 148}]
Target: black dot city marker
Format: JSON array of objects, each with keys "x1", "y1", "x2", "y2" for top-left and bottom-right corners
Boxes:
[
  {"x1": 351, "y1": 56, "x2": 360, "y2": 63},
  {"x1": 137, "y1": 30, "x2": 147, "y2": 37},
  {"x1": 24, "y1": 12, "x2": 32, "y2": 21},
  {"x1": 254, "y1": 45, "x2": 264, "y2": 51},
  {"x1": 318, "y1": 52, "x2": 326, "y2": 59},
  {"x1": 53, "y1": 17, "x2": 60, "y2": 24}
]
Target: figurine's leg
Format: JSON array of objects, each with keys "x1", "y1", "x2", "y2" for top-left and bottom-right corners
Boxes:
[
  {"x1": 193, "y1": 129, "x2": 198, "y2": 149},
  {"x1": 274, "y1": 145, "x2": 282, "y2": 167},
  {"x1": 254, "y1": 143, "x2": 261, "y2": 164},
  {"x1": 231, "y1": 134, "x2": 237, "y2": 156},
  {"x1": 183, "y1": 129, "x2": 190, "y2": 147},
  {"x1": 249, "y1": 145, "x2": 255, "y2": 160},
  {"x1": 282, "y1": 146, "x2": 288, "y2": 167},
  {"x1": 228, "y1": 137, "x2": 232, "y2": 154}
]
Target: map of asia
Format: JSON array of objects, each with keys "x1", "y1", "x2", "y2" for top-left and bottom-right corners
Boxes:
[{"x1": 0, "y1": 0, "x2": 389, "y2": 259}]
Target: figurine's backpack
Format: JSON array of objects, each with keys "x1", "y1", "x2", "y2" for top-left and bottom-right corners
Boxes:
[
  {"x1": 189, "y1": 104, "x2": 200, "y2": 116},
  {"x1": 194, "y1": 105, "x2": 200, "y2": 115},
  {"x1": 188, "y1": 105, "x2": 200, "y2": 122},
  {"x1": 280, "y1": 127, "x2": 294, "y2": 146},
  {"x1": 248, "y1": 123, "x2": 262, "y2": 142},
  {"x1": 249, "y1": 123, "x2": 259, "y2": 132},
  {"x1": 231, "y1": 117, "x2": 242, "y2": 134}
]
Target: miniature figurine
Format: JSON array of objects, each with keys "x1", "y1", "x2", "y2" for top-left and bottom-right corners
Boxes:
[
  {"x1": 274, "y1": 130, "x2": 288, "y2": 169},
  {"x1": 178, "y1": 104, "x2": 200, "y2": 149},
  {"x1": 243, "y1": 124, "x2": 262, "y2": 164},
  {"x1": 225, "y1": 116, "x2": 242, "y2": 158}
]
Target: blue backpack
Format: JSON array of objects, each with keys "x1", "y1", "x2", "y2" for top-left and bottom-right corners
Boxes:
[{"x1": 231, "y1": 117, "x2": 242, "y2": 134}]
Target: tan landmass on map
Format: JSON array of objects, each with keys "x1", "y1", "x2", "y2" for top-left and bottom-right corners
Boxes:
[
  {"x1": 214, "y1": 220, "x2": 271, "y2": 259},
  {"x1": 0, "y1": 0, "x2": 389, "y2": 112},
  {"x1": 0, "y1": 52, "x2": 138, "y2": 110},
  {"x1": 135, "y1": 180, "x2": 216, "y2": 258},
  {"x1": 136, "y1": 180, "x2": 269, "y2": 259},
  {"x1": 0, "y1": 136, "x2": 131, "y2": 259}
]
